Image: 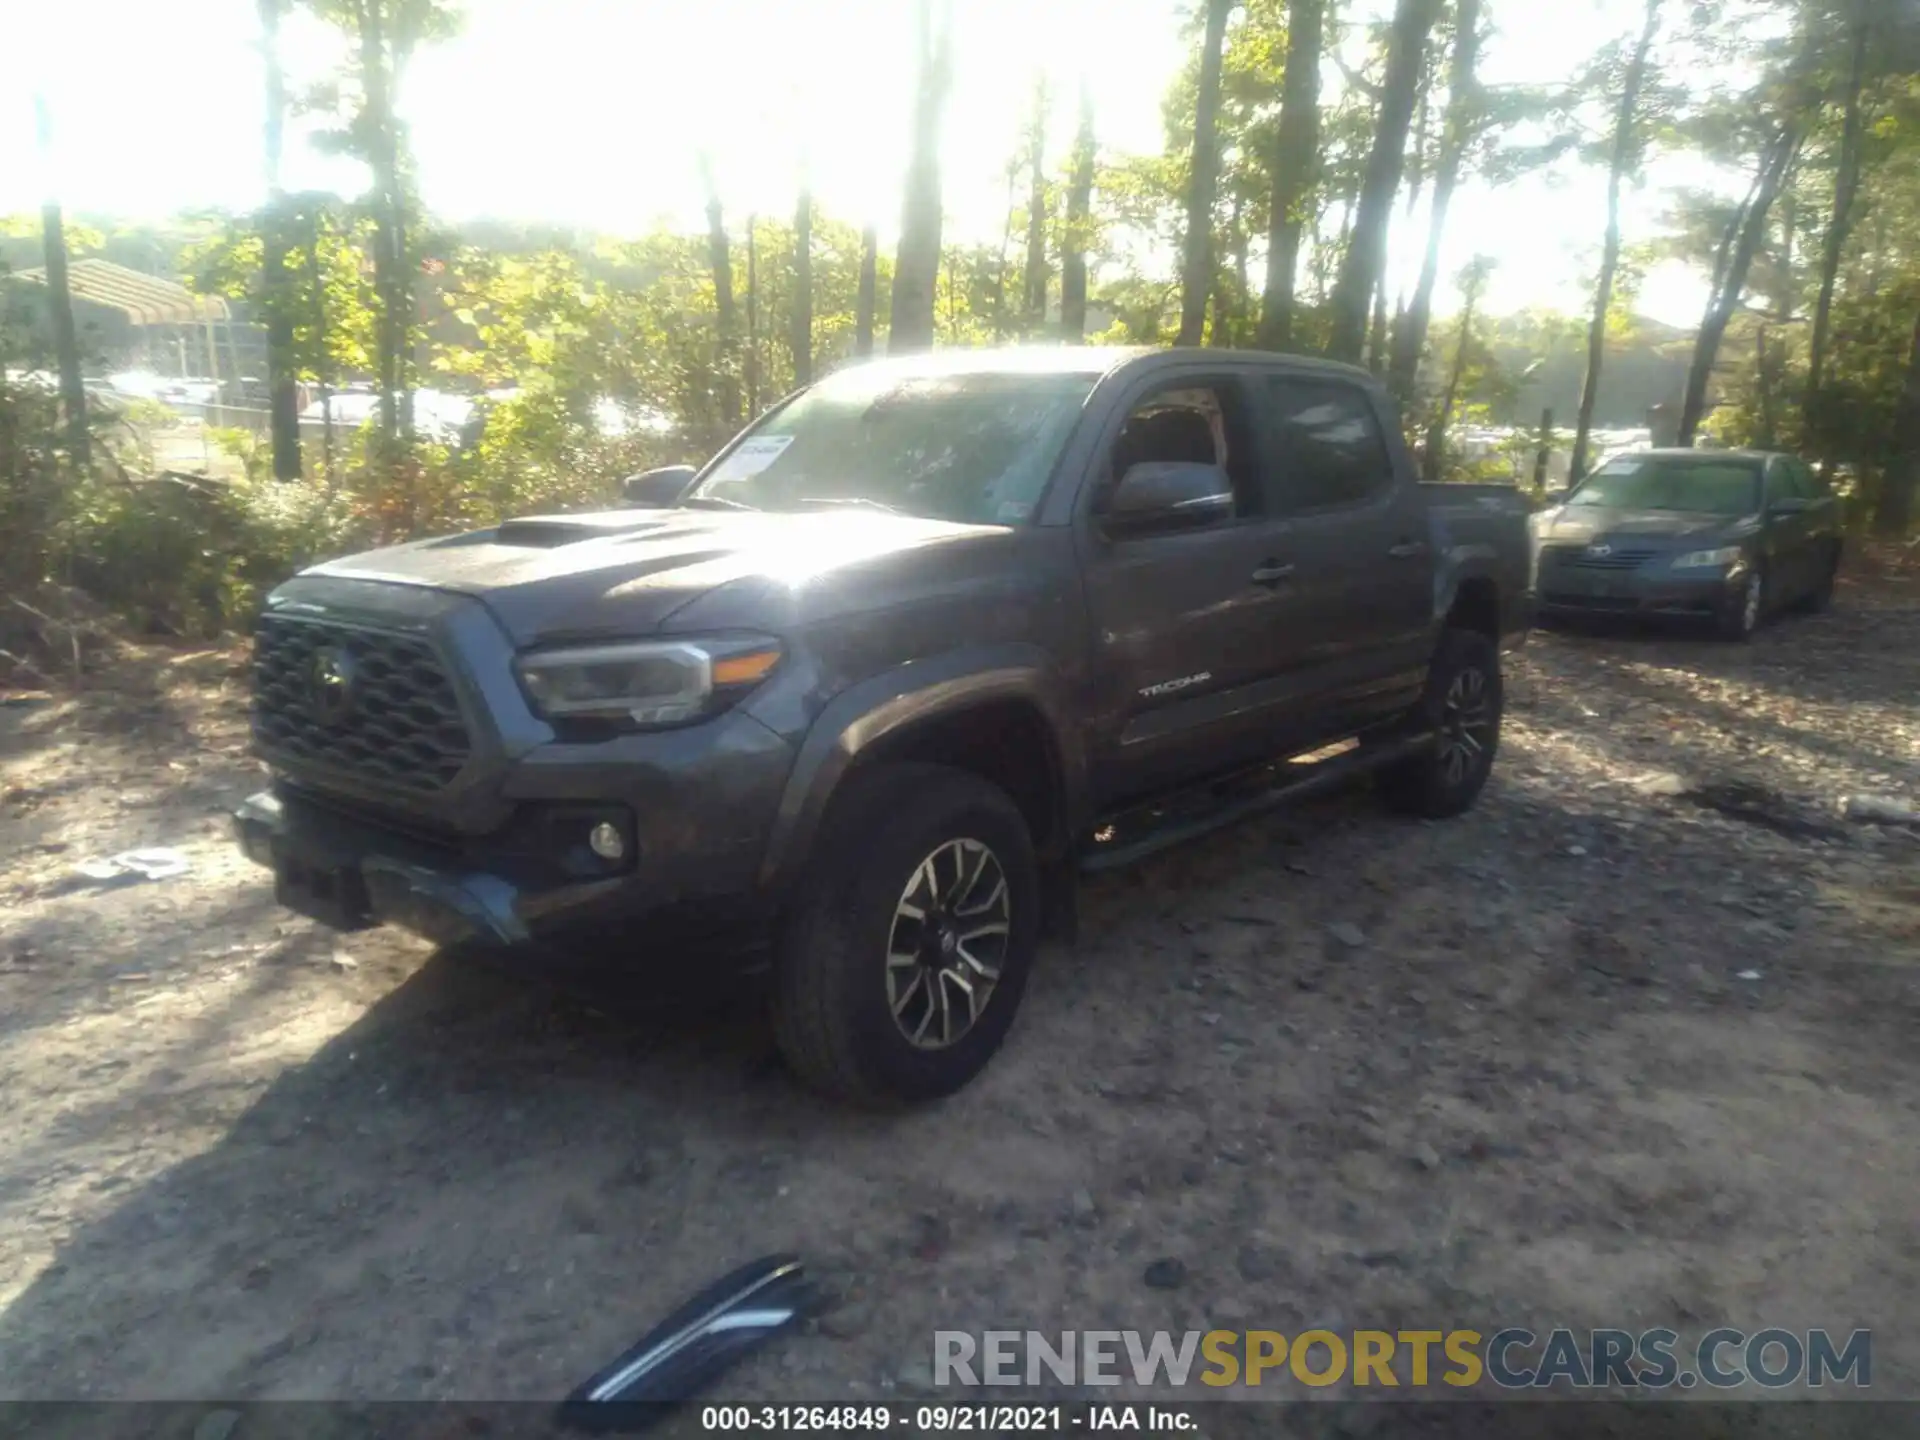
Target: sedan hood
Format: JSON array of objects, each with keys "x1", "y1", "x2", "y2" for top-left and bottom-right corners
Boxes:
[
  {"x1": 301, "y1": 507, "x2": 1013, "y2": 645},
  {"x1": 1534, "y1": 507, "x2": 1756, "y2": 547}
]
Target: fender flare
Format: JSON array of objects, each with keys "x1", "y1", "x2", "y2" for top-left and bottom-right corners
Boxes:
[{"x1": 756, "y1": 644, "x2": 1089, "y2": 895}]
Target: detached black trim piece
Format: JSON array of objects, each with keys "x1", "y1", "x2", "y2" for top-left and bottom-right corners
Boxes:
[{"x1": 557, "y1": 1255, "x2": 814, "y2": 1432}]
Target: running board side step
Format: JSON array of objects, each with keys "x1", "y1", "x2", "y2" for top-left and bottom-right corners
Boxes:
[{"x1": 1078, "y1": 731, "x2": 1436, "y2": 873}]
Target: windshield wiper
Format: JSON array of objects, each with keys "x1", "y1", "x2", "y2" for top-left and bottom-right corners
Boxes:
[
  {"x1": 681, "y1": 493, "x2": 759, "y2": 511},
  {"x1": 794, "y1": 496, "x2": 903, "y2": 514}
]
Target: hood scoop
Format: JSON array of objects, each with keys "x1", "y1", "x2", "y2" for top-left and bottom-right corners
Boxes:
[{"x1": 494, "y1": 512, "x2": 679, "y2": 549}]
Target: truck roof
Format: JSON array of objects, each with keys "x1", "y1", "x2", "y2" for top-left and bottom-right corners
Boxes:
[{"x1": 828, "y1": 344, "x2": 1377, "y2": 386}]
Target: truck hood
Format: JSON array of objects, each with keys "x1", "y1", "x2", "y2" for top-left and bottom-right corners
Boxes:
[
  {"x1": 300, "y1": 508, "x2": 1016, "y2": 646},
  {"x1": 1533, "y1": 507, "x2": 1757, "y2": 547}
]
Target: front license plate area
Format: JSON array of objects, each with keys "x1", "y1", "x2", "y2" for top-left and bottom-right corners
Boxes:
[{"x1": 273, "y1": 847, "x2": 374, "y2": 931}]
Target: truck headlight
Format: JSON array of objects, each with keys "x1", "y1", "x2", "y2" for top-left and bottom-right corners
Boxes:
[
  {"x1": 1671, "y1": 546, "x2": 1744, "y2": 569},
  {"x1": 515, "y1": 636, "x2": 782, "y2": 729}
]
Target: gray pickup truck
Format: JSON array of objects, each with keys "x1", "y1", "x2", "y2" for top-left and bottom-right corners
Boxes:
[{"x1": 234, "y1": 346, "x2": 1532, "y2": 1104}]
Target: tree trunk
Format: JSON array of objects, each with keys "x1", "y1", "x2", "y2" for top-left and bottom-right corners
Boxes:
[
  {"x1": 1863, "y1": 206, "x2": 1888, "y2": 299},
  {"x1": 304, "y1": 206, "x2": 336, "y2": 483},
  {"x1": 856, "y1": 225, "x2": 878, "y2": 357},
  {"x1": 1392, "y1": 42, "x2": 1437, "y2": 327},
  {"x1": 357, "y1": 0, "x2": 407, "y2": 449},
  {"x1": 1422, "y1": 283, "x2": 1478, "y2": 482},
  {"x1": 32, "y1": 99, "x2": 88, "y2": 468},
  {"x1": 791, "y1": 190, "x2": 813, "y2": 388},
  {"x1": 889, "y1": 0, "x2": 952, "y2": 354},
  {"x1": 1210, "y1": 192, "x2": 1245, "y2": 346},
  {"x1": 1385, "y1": 0, "x2": 1485, "y2": 401},
  {"x1": 1877, "y1": 304, "x2": 1920, "y2": 536},
  {"x1": 1228, "y1": 204, "x2": 1250, "y2": 345},
  {"x1": 1327, "y1": 0, "x2": 1441, "y2": 364},
  {"x1": 1060, "y1": 87, "x2": 1096, "y2": 342},
  {"x1": 1806, "y1": 1, "x2": 1870, "y2": 416},
  {"x1": 1367, "y1": 281, "x2": 1389, "y2": 373},
  {"x1": 1177, "y1": 0, "x2": 1234, "y2": 347},
  {"x1": 1568, "y1": 0, "x2": 1660, "y2": 481},
  {"x1": 1023, "y1": 79, "x2": 1049, "y2": 333},
  {"x1": 992, "y1": 163, "x2": 1018, "y2": 338},
  {"x1": 1317, "y1": 167, "x2": 1361, "y2": 306},
  {"x1": 1677, "y1": 124, "x2": 1801, "y2": 446},
  {"x1": 1257, "y1": 0, "x2": 1323, "y2": 351},
  {"x1": 698, "y1": 156, "x2": 741, "y2": 428},
  {"x1": 258, "y1": 0, "x2": 302, "y2": 479},
  {"x1": 745, "y1": 215, "x2": 759, "y2": 412},
  {"x1": 943, "y1": 245, "x2": 960, "y2": 340},
  {"x1": 1754, "y1": 323, "x2": 1779, "y2": 449}
]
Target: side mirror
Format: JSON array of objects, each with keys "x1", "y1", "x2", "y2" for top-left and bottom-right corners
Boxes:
[
  {"x1": 620, "y1": 465, "x2": 699, "y2": 509},
  {"x1": 1101, "y1": 461, "x2": 1234, "y2": 536}
]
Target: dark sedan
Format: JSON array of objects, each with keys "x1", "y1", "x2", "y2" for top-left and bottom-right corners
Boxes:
[{"x1": 1531, "y1": 449, "x2": 1843, "y2": 640}]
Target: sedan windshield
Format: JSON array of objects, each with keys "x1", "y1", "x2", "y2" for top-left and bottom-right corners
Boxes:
[
  {"x1": 688, "y1": 368, "x2": 1097, "y2": 525},
  {"x1": 1567, "y1": 456, "x2": 1760, "y2": 516}
]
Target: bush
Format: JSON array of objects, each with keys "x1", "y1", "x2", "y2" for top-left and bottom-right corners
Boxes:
[
  {"x1": 7, "y1": 366, "x2": 687, "y2": 647},
  {"x1": 63, "y1": 470, "x2": 367, "y2": 638}
]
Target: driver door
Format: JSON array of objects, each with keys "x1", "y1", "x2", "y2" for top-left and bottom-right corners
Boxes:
[{"x1": 1074, "y1": 372, "x2": 1304, "y2": 806}]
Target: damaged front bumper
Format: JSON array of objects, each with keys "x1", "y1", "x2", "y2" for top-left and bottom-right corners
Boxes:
[{"x1": 233, "y1": 788, "x2": 630, "y2": 947}]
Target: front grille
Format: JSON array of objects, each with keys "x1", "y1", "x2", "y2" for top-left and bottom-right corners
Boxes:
[
  {"x1": 1542, "y1": 544, "x2": 1659, "y2": 572},
  {"x1": 252, "y1": 615, "x2": 472, "y2": 793}
]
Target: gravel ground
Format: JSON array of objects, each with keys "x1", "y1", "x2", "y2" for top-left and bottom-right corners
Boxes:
[{"x1": 2, "y1": 557, "x2": 1917, "y2": 1425}]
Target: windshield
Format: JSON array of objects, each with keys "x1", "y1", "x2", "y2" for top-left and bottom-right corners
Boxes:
[
  {"x1": 688, "y1": 368, "x2": 1097, "y2": 524},
  {"x1": 1567, "y1": 456, "x2": 1760, "y2": 516}
]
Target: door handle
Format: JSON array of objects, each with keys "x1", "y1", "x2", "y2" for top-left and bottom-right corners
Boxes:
[
  {"x1": 1388, "y1": 539, "x2": 1430, "y2": 559},
  {"x1": 1251, "y1": 561, "x2": 1296, "y2": 586}
]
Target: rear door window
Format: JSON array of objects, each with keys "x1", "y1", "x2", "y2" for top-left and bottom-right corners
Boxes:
[{"x1": 1259, "y1": 377, "x2": 1395, "y2": 514}]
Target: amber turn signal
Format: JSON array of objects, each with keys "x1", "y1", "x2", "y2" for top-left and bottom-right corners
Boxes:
[{"x1": 711, "y1": 649, "x2": 782, "y2": 687}]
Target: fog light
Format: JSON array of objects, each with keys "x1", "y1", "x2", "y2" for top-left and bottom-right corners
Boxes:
[{"x1": 588, "y1": 821, "x2": 626, "y2": 861}]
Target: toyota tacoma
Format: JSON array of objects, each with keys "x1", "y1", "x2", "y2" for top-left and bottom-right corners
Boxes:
[{"x1": 234, "y1": 346, "x2": 1532, "y2": 1104}]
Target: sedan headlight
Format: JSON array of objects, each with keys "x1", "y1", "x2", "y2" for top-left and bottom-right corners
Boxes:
[
  {"x1": 1671, "y1": 546, "x2": 1745, "y2": 569},
  {"x1": 516, "y1": 635, "x2": 782, "y2": 729}
]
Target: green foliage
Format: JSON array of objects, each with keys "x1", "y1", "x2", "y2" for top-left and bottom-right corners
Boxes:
[
  {"x1": 61, "y1": 471, "x2": 363, "y2": 637},
  {"x1": 15, "y1": 0, "x2": 1920, "y2": 648},
  {"x1": 182, "y1": 205, "x2": 376, "y2": 382}
]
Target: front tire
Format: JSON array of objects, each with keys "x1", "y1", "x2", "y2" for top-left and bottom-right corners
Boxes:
[
  {"x1": 1378, "y1": 628, "x2": 1502, "y2": 820},
  {"x1": 771, "y1": 762, "x2": 1041, "y2": 1106}
]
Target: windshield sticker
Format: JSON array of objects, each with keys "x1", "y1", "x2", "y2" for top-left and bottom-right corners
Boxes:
[{"x1": 711, "y1": 434, "x2": 794, "y2": 482}]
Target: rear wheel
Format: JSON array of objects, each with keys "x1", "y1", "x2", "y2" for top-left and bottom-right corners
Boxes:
[
  {"x1": 771, "y1": 762, "x2": 1040, "y2": 1106},
  {"x1": 1378, "y1": 628, "x2": 1502, "y2": 820}
]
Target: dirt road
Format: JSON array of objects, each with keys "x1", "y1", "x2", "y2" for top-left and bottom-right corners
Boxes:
[{"x1": 2, "y1": 564, "x2": 1917, "y2": 1415}]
